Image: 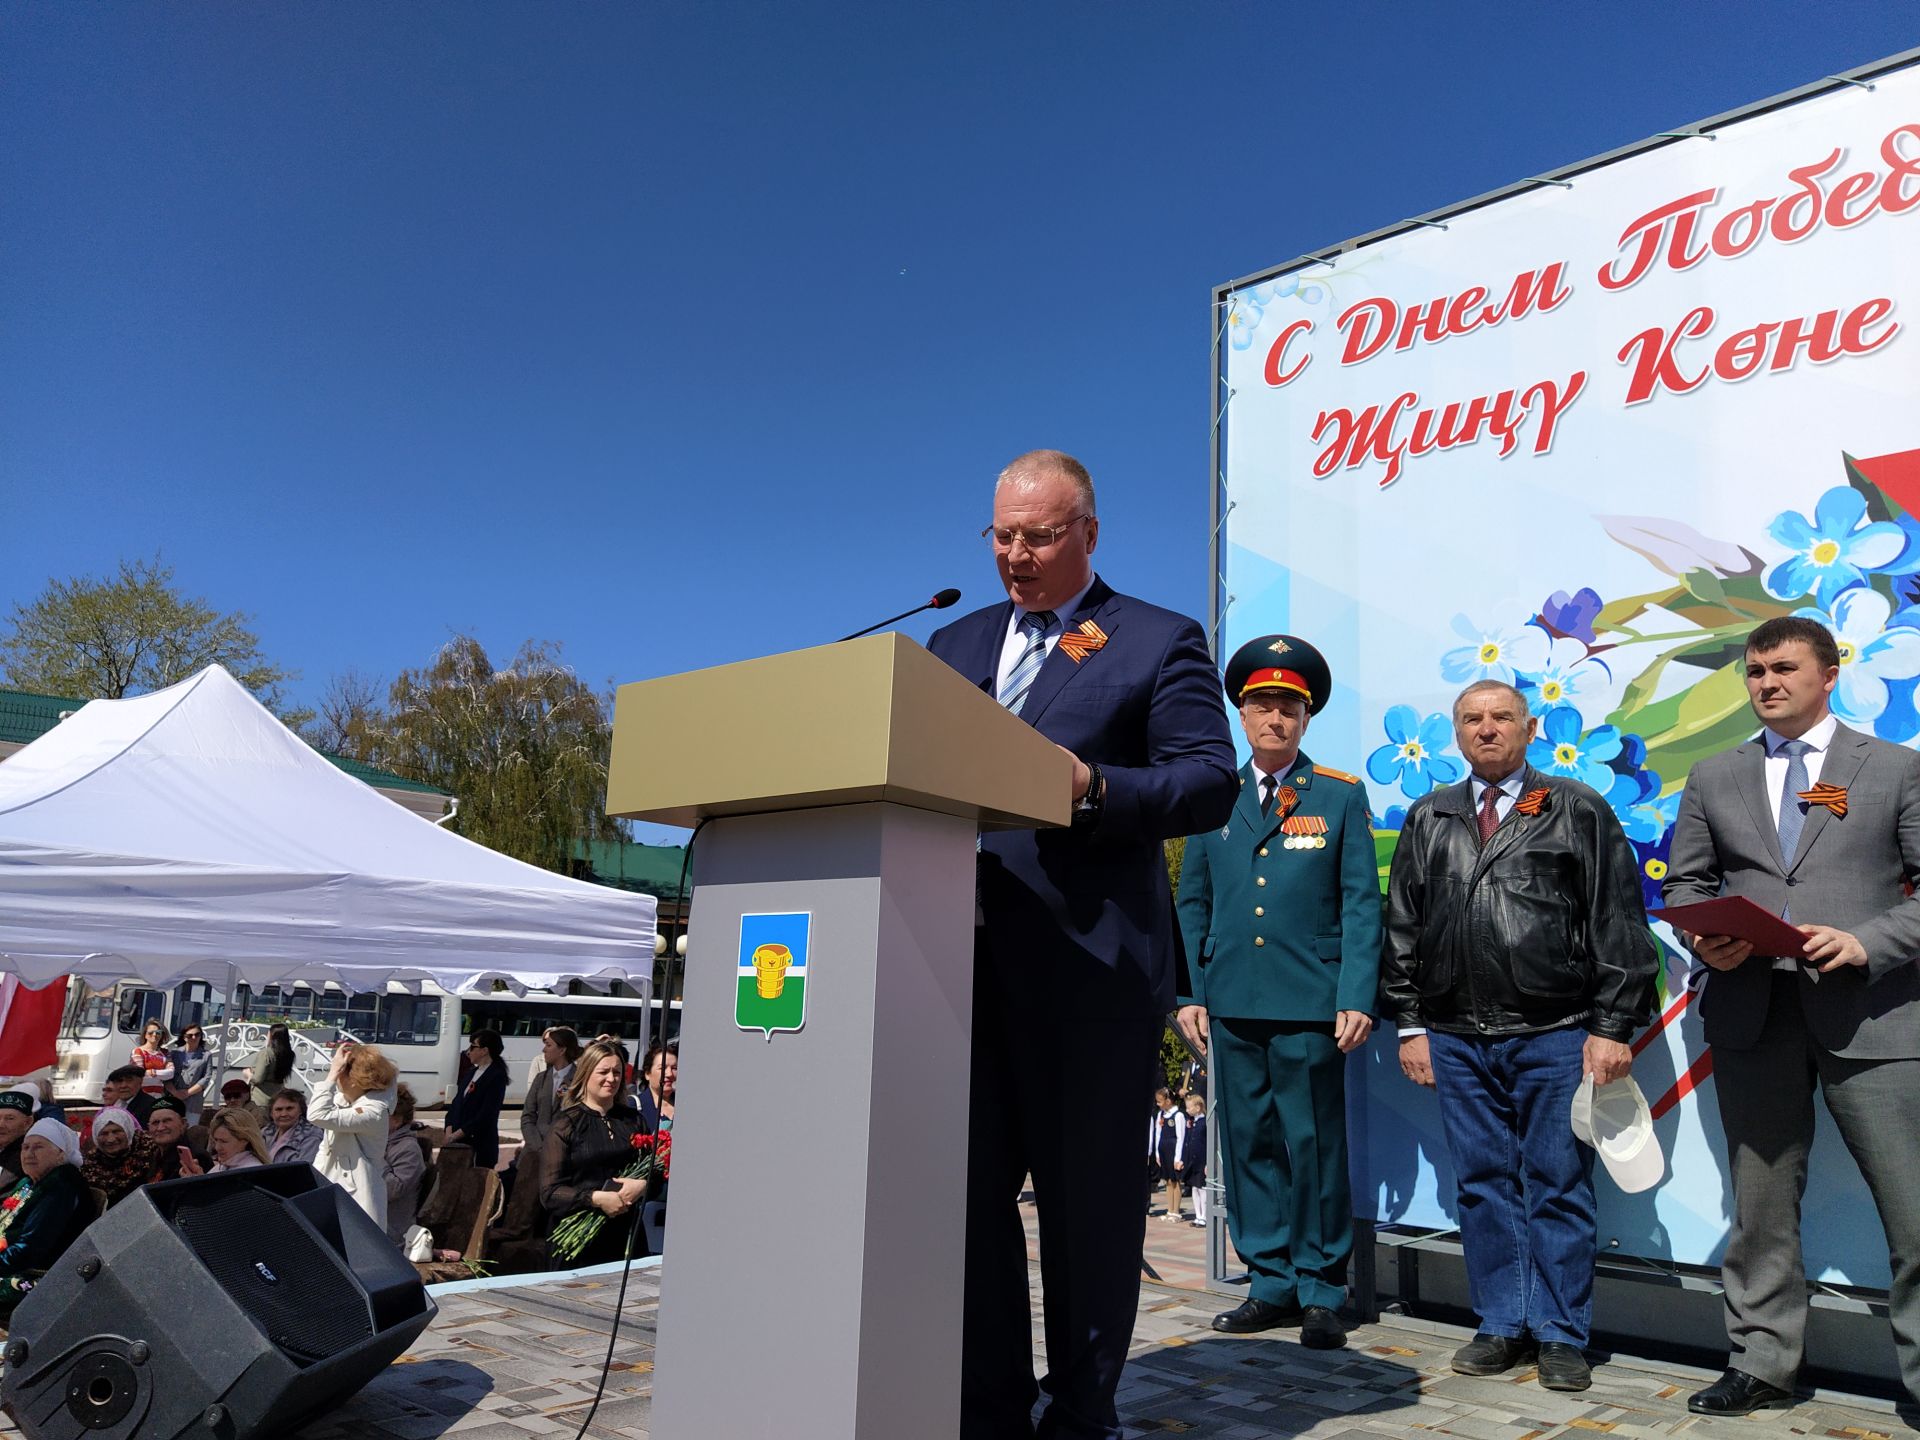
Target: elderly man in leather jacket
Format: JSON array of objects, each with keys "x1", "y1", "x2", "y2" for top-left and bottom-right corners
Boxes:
[{"x1": 1382, "y1": 679, "x2": 1656, "y2": 1393}]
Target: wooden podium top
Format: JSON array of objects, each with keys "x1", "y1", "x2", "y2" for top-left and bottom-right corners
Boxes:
[{"x1": 606, "y1": 632, "x2": 1072, "y2": 831}]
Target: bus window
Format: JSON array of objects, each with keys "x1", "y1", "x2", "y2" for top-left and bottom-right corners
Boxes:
[
  {"x1": 371, "y1": 994, "x2": 443, "y2": 1047},
  {"x1": 171, "y1": 981, "x2": 212, "y2": 1036},
  {"x1": 116, "y1": 988, "x2": 165, "y2": 1036},
  {"x1": 64, "y1": 984, "x2": 115, "y2": 1039}
]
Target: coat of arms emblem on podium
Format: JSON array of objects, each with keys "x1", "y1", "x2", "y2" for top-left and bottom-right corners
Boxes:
[{"x1": 735, "y1": 910, "x2": 812, "y2": 1040}]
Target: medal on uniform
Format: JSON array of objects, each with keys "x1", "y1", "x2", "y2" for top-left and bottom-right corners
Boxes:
[{"x1": 1279, "y1": 814, "x2": 1328, "y2": 850}]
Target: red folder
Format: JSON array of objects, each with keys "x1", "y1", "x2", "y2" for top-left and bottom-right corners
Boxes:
[{"x1": 1650, "y1": 897, "x2": 1810, "y2": 960}]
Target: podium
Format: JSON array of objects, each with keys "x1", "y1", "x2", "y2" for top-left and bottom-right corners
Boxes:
[{"x1": 607, "y1": 632, "x2": 1070, "y2": 1440}]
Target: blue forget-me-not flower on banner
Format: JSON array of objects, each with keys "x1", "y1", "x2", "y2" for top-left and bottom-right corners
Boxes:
[{"x1": 1366, "y1": 706, "x2": 1465, "y2": 799}]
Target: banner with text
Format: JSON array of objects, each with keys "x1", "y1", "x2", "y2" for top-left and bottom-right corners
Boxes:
[{"x1": 1220, "y1": 61, "x2": 1920, "y2": 1284}]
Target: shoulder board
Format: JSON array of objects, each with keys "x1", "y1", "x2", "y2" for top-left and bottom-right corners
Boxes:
[{"x1": 1312, "y1": 765, "x2": 1360, "y2": 785}]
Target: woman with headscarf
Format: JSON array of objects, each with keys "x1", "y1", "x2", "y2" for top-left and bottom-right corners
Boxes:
[
  {"x1": 80, "y1": 1105, "x2": 163, "y2": 1208},
  {"x1": 0, "y1": 1119, "x2": 93, "y2": 1320},
  {"x1": 245, "y1": 1024, "x2": 297, "y2": 1108},
  {"x1": 309, "y1": 1043, "x2": 399, "y2": 1228},
  {"x1": 263, "y1": 1088, "x2": 323, "y2": 1166}
]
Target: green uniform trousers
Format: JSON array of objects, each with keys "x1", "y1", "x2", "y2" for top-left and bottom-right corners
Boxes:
[{"x1": 1212, "y1": 1016, "x2": 1351, "y2": 1312}]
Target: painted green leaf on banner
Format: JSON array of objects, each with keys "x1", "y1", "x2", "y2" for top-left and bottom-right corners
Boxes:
[{"x1": 1635, "y1": 661, "x2": 1757, "y2": 780}]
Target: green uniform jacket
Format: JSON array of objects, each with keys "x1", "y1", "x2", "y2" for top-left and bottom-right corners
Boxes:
[{"x1": 1175, "y1": 754, "x2": 1382, "y2": 1021}]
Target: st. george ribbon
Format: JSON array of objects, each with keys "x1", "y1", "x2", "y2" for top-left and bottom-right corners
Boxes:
[{"x1": 835, "y1": 588, "x2": 961, "y2": 643}]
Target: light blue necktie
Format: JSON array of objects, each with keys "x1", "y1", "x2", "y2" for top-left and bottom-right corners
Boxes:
[
  {"x1": 1776, "y1": 738, "x2": 1811, "y2": 927},
  {"x1": 997, "y1": 610, "x2": 1056, "y2": 716}
]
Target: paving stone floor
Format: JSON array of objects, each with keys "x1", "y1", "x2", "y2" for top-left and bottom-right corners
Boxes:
[
  {"x1": 270, "y1": 1260, "x2": 1916, "y2": 1439},
  {"x1": 3, "y1": 1194, "x2": 1911, "y2": 1439}
]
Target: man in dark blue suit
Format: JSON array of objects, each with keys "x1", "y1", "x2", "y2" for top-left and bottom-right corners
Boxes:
[{"x1": 928, "y1": 449, "x2": 1237, "y2": 1440}]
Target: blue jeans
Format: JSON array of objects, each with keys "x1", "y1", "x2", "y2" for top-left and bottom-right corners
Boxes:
[{"x1": 1428, "y1": 1026, "x2": 1596, "y2": 1347}]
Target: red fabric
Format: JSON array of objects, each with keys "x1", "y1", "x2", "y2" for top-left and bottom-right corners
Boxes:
[
  {"x1": 1856, "y1": 448, "x2": 1920, "y2": 516},
  {"x1": 1476, "y1": 785, "x2": 1501, "y2": 846},
  {"x1": 0, "y1": 976, "x2": 68, "y2": 1075}
]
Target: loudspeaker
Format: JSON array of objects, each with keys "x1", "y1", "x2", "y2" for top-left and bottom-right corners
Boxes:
[{"x1": 0, "y1": 1165, "x2": 436, "y2": 1440}]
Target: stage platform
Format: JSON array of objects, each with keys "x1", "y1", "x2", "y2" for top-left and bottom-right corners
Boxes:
[{"x1": 4, "y1": 1200, "x2": 1912, "y2": 1438}]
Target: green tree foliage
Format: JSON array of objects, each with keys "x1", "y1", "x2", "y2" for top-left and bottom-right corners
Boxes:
[
  {"x1": 341, "y1": 636, "x2": 622, "y2": 874},
  {"x1": 0, "y1": 556, "x2": 292, "y2": 706},
  {"x1": 1161, "y1": 835, "x2": 1195, "y2": 1091}
]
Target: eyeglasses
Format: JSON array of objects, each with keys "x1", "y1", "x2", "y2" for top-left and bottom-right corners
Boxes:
[{"x1": 981, "y1": 515, "x2": 1090, "y2": 550}]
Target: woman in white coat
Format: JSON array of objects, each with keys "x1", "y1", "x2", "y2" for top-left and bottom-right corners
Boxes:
[{"x1": 308, "y1": 1042, "x2": 399, "y2": 1229}]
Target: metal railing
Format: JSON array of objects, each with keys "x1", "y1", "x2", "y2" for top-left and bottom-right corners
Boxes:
[{"x1": 203, "y1": 1021, "x2": 362, "y2": 1094}]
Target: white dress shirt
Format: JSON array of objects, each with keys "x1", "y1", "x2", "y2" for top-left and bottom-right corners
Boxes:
[
  {"x1": 1249, "y1": 760, "x2": 1287, "y2": 809},
  {"x1": 1469, "y1": 766, "x2": 1527, "y2": 825},
  {"x1": 1761, "y1": 712, "x2": 1837, "y2": 825},
  {"x1": 995, "y1": 574, "x2": 1098, "y2": 697}
]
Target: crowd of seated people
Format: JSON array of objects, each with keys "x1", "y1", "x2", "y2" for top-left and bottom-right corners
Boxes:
[{"x1": 0, "y1": 1023, "x2": 680, "y2": 1309}]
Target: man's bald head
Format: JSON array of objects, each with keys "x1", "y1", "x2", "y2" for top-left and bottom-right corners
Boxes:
[
  {"x1": 997, "y1": 450, "x2": 1097, "y2": 517},
  {"x1": 990, "y1": 451, "x2": 1100, "y2": 612}
]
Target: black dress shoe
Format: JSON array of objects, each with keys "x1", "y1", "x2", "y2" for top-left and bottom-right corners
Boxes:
[
  {"x1": 1300, "y1": 1305, "x2": 1347, "y2": 1350},
  {"x1": 1536, "y1": 1342, "x2": 1591, "y2": 1391},
  {"x1": 1688, "y1": 1368, "x2": 1794, "y2": 1415},
  {"x1": 1451, "y1": 1333, "x2": 1538, "y2": 1375},
  {"x1": 1211, "y1": 1297, "x2": 1303, "y2": 1334}
]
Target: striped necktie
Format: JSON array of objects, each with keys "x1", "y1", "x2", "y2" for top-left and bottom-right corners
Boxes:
[{"x1": 998, "y1": 610, "x2": 1056, "y2": 715}]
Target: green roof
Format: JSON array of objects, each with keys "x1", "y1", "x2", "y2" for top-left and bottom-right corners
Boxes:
[
  {"x1": 318, "y1": 753, "x2": 447, "y2": 795},
  {"x1": 575, "y1": 838, "x2": 688, "y2": 900},
  {"x1": 0, "y1": 685, "x2": 448, "y2": 797},
  {"x1": 0, "y1": 689, "x2": 81, "y2": 747}
]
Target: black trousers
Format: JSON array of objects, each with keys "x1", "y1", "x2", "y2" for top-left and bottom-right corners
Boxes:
[{"x1": 961, "y1": 945, "x2": 1162, "y2": 1440}]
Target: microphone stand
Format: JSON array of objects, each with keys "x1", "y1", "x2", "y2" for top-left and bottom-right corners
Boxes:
[{"x1": 836, "y1": 598, "x2": 950, "y2": 643}]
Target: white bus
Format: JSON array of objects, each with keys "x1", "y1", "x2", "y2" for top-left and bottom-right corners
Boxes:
[{"x1": 52, "y1": 978, "x2": 679, "y2": 1109}]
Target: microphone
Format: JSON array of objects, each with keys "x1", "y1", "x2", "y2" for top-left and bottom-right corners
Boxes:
[{"x1": 837, "y1": 588, "x2": 962, "y2": 643}]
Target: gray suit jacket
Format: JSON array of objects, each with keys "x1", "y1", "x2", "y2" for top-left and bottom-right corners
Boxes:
[
  {"x1": 1664, "y1": 720, "x2": 1920, "y2": 1058},
  {"x1": 519, "y1": 1062, "x2": 568, "y2": 1156}
]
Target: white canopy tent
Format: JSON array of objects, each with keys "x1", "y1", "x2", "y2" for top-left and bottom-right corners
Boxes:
[{"x1": 0, "y1": 665, "x2": 657, "y2": 998}]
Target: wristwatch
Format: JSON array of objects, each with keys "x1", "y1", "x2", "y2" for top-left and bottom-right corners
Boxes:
[{"x1": 1072, "y1": 761, "x2": 1106, "y2": 827}]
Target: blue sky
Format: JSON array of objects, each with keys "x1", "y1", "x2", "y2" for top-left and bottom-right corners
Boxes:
[{"x1": 4, "y1": 2, "x2": 1916, "y2": 739}]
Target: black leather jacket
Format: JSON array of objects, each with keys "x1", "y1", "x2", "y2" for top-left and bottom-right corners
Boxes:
[{"x1": 1381, "y1": 768, "x2": 1656, "y2": 1041}]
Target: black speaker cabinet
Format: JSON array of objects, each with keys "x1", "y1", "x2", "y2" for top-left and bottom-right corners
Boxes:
[{"x1": 0, "y1": 1165, "x2": 436, "y2": 1440}]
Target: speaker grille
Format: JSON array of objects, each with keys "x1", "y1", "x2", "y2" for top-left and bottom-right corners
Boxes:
[{"x1": 171, "y1": 1187, "x2": 374, "y2": 1363}]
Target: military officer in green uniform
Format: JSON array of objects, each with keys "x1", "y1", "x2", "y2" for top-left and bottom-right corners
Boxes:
[{"x1": 1174, "y1": 635, "x2": 1381, "y2": 1350}]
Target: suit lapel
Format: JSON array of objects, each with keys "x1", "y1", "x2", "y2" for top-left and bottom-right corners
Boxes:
[
  {"x1": 1018, "y1": 578, "x2": 1119, "y2": 727},
  {"x1": 971, "y1": 601, "x2": 1016, "y2": 692},
  {"x1": 1786, "y1": 724, "x2": 1870, "y2": 875},
  {"x1": 1734, "y1": 738, "x2": 1786, "y2": 872},
  {"x1": 1230, "y1": 764, "x2": 1265, "y2": 838}
]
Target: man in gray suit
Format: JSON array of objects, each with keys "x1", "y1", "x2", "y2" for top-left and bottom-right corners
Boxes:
[{"x1": 1665, "y1": 616, "x2": 1920, "y2": 1418}]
